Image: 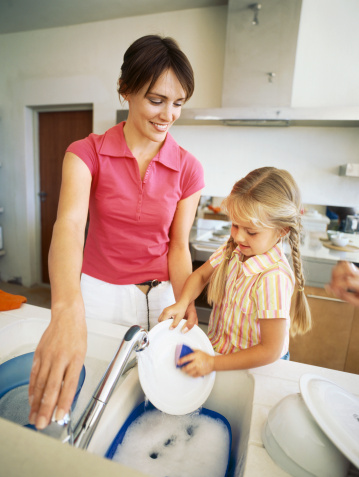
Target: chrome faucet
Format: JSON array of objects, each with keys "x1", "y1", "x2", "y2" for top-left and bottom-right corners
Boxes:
[{"x1": 50, "y1": 325, "x2": 149, "y2": 449}]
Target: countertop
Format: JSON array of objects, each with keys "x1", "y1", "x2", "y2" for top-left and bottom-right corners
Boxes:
[
  {"x1": 297, "y1": 232, "x2": 359, "y2": 265},
  {"x1": 190, "y1": 218, "x2": 359, "y2": 287},
  {"x1": 191, "y1": 218, "x2": 359, "y2": 264},
  {"x1": 1, "y1": 304, "x2": 359, "y2": 477}
]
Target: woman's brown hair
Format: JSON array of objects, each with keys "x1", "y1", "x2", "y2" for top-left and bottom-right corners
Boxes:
[
  {"x1": 207, "y1": 167, "x2": 312, "y2": 336},
  {"x1": 118, "y1": 35, "x2": 194, "y2": 101}
]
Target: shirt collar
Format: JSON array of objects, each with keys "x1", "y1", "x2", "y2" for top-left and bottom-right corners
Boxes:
[
  {"x1": 99, "y1": 121, "x2": 180, "y2": 172},
  {"x1": 232, "y1": 241, "x2": 285, "y2": 276}
]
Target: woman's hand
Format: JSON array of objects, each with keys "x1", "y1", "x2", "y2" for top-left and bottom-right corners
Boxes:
[
  {"x1": 28, "y1": 306, "x2": 87, "y2": 430},
  {"x1": 158, "y1": 300, "x2": 188, "y2": 329},
  {"x1": 159, "y1": 300, "x2": 198, "y2": 333},
  {"x1": 182, "y1": 301, "x2": 199, "y2": 331},
  {"x1": 326, "y1": 261, "x2": 359, "y2": 307},
  {"x1": 177, "y1": 350, "x2": 215, "y2": 377}
]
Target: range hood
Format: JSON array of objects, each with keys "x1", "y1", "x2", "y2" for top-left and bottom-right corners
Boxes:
[{"x1": 179, "y1": 0, "x2": 304, "y2": 126}]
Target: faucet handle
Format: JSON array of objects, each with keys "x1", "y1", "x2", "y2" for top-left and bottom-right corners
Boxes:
[{"x1": 123, "y1": 325, "x2": 149, "y2": 352}]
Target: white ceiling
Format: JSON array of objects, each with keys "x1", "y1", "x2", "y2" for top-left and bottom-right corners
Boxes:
[{"x1": 0, "y1": 0, "x2": 228, "y2": 35}]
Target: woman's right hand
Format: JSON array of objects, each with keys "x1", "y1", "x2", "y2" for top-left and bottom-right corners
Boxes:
[{"x1": 28, "y1": 304, "x2": 87, "y2": 430}]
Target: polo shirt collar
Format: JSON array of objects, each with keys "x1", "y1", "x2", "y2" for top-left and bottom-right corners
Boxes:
[
  {"x1": 99, "y1": 122, "x2": 180, "y2": 172},
  {"x1": 232, "y1": 241, "x2": 285, "y2": 276}
]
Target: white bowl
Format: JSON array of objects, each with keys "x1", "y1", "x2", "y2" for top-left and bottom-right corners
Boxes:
[
  {"x1": 331, "y1": 235, "x2": 349, "y2": 247},
  {"x1": 262, "y1": 393, "x2": 349, "y2": 477}
]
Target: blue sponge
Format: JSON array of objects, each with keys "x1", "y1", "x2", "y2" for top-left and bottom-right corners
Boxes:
[{"x1": 175, "y1": 344, "x2": 193, "y2": 368}]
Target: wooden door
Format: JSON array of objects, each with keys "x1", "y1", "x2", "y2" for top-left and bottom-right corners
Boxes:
[{"x1": 38, "y1": 110, "x2": 93, "y2": 283}]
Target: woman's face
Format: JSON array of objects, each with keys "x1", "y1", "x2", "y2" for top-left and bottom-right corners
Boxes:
[{"x1": 124, "y1": 68, "x2": 186, "y2": 143}]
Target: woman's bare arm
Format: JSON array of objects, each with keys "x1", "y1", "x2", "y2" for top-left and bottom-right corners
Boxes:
[
  {"x1": 28, "y1": 152, "x2": 91, "y2": 429},
  {"x1": 167, "y1": 190, "x2": 201, "y2": 331}
]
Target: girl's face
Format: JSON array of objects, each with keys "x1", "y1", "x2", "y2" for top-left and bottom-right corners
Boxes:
[
  {"x1": 230, "y1": 218, "x2": 283, "y2": 260},
  {"x1": 124, "y1": 68, "x2": 186, "y2": 143}
]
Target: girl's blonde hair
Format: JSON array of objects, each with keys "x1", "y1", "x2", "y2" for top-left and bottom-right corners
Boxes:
[{"x1": 207, "y1": 167, "x2": 311, "y2": 336}]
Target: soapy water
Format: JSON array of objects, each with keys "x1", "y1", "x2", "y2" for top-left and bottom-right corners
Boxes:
[
  {"x1": 0, "y1": 356, "x2": 110, "y2": 427},
  {"x1": 112, "y1": 407, "x2": 230, "y2": 477},
  {"x1": 0, "y1": 384, "x2": 30, "y2": 426}
]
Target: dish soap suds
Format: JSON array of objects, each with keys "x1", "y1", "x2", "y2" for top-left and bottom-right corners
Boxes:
[{"x1": 112, "y1": 408, "x2": 230, "y2": 477}]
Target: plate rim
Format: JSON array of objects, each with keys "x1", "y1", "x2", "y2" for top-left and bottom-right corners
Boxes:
[
  {"x1": 300, "y1": 373, "x2": 359, "y2": 468},
  {"x1": 138, "y1": 319, "x2": 216, "y2": 415}
]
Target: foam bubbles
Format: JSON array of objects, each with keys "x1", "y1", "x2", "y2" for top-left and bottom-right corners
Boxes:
[
  {"x1": 0, "y1": 384, "x2": 30, "y2": 425},
  {"x1": 112, "y1": 408, "x2": 230, "y2": 477}
]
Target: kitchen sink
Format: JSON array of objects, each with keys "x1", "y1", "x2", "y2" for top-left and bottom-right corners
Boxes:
[
  {"x1": 0, "y1": 310, "x2": 255, "y2": 477},
  {"x1": 88, "y1": 366, "x2": 254, "y2": 477},
  {"x1": 0, "y1": 315, "x2": 129, "y2": 425}
]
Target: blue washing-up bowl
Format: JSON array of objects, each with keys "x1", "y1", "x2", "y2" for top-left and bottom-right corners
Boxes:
[
  {"x1": 0, "y1": 352, "x2": 85, "y2": 426},
  {"x1": 106, "y1": 401, "x2": 232, "y2": 477}
]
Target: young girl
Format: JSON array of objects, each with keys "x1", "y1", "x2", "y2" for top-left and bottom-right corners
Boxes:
[{"x1": 159, "y1": 167, "x2": 312, "y2": 377}]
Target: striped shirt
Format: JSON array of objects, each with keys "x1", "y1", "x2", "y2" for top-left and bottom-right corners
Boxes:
[{"x1": 207, "y1": 241, "x2": 294, "y2": 357}]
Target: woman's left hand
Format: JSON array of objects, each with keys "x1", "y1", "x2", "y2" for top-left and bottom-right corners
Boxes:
[
  {"x1": 158, "y1": 300, "x2": 198, "y2": 332},
  {"x1": 177, "y1": 350, "x2": 215, "y2": 377},
  {"x1": 182, "y1": 301, "x2": 198, "y2": 331}
]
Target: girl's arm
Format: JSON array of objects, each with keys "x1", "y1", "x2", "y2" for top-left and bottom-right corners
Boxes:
[
  {"x1": 159, "y1": 259, "x2": 214, "y2": 330},
  {"x1": 28, "y1": 152, "x2": 91, "y2": 429},
  {"x1": 167, "y1": 190, "x2": 201, "y2": 331},
  {"x1": 178, "y1": 318, "x2": 287, "y2": 376}
]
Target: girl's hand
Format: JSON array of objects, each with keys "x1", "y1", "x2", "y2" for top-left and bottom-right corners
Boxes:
[
  {"x1": 178, "y1": 350, "x2": 215, "y2": 377},
  {"x1": 158, "y1": 301, "x2": 188, "y2": 330}
]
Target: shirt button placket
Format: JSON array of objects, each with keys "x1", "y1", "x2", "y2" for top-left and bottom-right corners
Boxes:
[{"x1": 137, "y1": 184, "x2": 143, "y2": 220}]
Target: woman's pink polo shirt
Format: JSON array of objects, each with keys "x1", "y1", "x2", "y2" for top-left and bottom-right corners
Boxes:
[{"x1": 66, "y1": 122, "x2": 204, "y2": 285}]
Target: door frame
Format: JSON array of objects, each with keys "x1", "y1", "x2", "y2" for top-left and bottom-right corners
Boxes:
[{"x1": 28, "y1": 103, "x2": 93, "y2": 285}]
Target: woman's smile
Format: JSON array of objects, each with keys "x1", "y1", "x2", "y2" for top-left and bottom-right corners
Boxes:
[{"x1": 150, "y1": 122, "x2": 169, "y2": 132}]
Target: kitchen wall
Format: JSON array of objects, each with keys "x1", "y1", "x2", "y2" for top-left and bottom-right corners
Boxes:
[
  {"x1": 0, "y1": 2, "x2": 358, "y2": 286},
  {"x1": 171, "y1": 124, "x2": 359, "y2": 200},
  {"x1": 292, "y1": 0, "x2": 359, "y2": 108}
]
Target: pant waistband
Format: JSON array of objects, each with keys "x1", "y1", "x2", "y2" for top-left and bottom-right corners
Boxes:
[{"x1": 136, "y1": 279, "x2": 161, "y2": 287}]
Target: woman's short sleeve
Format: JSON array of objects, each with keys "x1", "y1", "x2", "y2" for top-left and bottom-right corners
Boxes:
[
  {"x1": 66, "y1": 135, "x2": 99, "y2": 176},
  {"x1": 179, "y1": 152, "x2": 205, "y2": 200}
]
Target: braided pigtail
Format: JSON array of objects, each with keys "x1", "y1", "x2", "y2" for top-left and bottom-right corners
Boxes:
[
  {"x1": 207, "y1": 236, "x2": 236, "y2": 306},
  {"x1": 288, "y1": 228, "x2": 312, "y2": 335}
]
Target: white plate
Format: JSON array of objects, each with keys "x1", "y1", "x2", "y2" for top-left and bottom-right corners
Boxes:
[
  {"x1": 138, "y1": 319, "x2": 216, "y2": 415},
  {"x1": 300, "y1": 373, "x2": 359, "y2": 468}
]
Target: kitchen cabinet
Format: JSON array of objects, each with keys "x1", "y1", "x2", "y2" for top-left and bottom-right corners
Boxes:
[
  {"x1": 289, "y1": 286, "x2": 359, "y2": 374},
  {"x1": 345, "y1": 306, "x2": 359, "y2": 374},
  {"x1": 301, "y1": 257, "x2": 335, "y2": 288}
]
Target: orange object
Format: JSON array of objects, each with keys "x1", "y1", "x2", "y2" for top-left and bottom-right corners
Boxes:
[
  {"x1": 208, "y1": 205, "x2": 221, "y2": 214},
  {"x1": 0, "y1": 289, "x2": 27, "y2": 311}
]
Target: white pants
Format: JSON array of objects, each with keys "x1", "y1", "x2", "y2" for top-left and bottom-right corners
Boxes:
[{"x1": 80, "y1": 274, "x2": 176, "y2": 330}]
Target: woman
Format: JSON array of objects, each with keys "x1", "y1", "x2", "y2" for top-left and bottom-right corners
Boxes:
[{"x1": 29, "y1": 35, "x2": 204, "y2": 430}]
